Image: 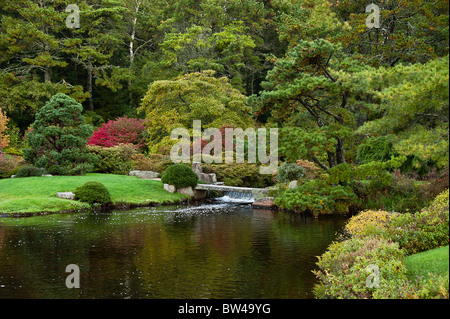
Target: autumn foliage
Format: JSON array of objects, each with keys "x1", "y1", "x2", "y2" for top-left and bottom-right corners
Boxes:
[
  {"x1": 0, "y1": 107, "x2": 9, "y2": 149},
  {"x1": 88, "y1": 116, "x2": 147, "y2": 151}
]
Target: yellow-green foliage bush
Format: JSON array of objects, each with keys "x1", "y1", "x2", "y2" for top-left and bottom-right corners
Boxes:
[
  {"x1": 313, "y1": 236, "x2": 408, "y2": 299},
  {"x1": 343, "y1": 210, "x2": 392, "y2": 239},
  {"x1": 87, "y1": 144, "x2": 137, "y2": 175}
]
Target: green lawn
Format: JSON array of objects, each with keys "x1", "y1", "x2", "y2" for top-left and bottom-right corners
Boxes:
[
  {"x1": 0, "y1": 174, "x2": 187, "y2": 215},
  {"x1": 404, "y1": 246, "x2": 449, "y2": 280}
]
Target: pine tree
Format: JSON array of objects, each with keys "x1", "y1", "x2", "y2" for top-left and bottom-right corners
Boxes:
[{"x1": 24, "y1": 93, "x2": 95, "y2": 175}]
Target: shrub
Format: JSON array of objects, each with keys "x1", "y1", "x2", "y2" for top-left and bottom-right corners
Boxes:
[
  {"x1": 356, "y1": 135, "x2": 395, "y2": 165},
  {"x1": 296, "y1": 160, "x2": 322, "y2": 179},
  {"x1": 24, "y1": 93, "x2": 95, "y2": 175},
  {"x1": 14, "y1": 166, "x2": 48, "y2": 178},
  {"x1": 131, "y1": 153, "x2": 173, "y2": 173},
  {"x1": 382, "y1": 189, "x2": 449, "y2": 255},
  {"x1": 342, "y1": 210, "x2": 393, "y2": 239},
  {"x1": 313, "y1": 236, "x2": 408, "y2": 299},
  {"x1": 88, "y1": 116, "x2": 147, "y2": 151},
  {"x1": 87, "y1": 144, "x2": 137, "y2": 175},
  {"x1": 0, "y1": 107, "x2": 10, "y2": 149},
  {"x1": 0, "y1": 153, "x2": 16, "y2": 178},
  {"x1": 202, "y1": 163, "x2": 275, "y2": 188},
  {"x1": 74, "y1": 181, "x2": 112, "y2": 205},
  {"x1": 274, "y1": 179, "x2": 357, "y2": 216},
  {"x1": 161, "y1": 164, "x2": 199, "y2": 189},
  {"x1": 277, "y1": 162, "x2": 305, "y2": 184}
]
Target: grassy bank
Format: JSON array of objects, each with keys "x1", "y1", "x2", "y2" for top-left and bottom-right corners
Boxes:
[
  {"x1": 405, "y1": 246, "x2": 449, "y2": 280},
  {"x1": 0, "y1": 174, "x2": 188, "y2": 215}
]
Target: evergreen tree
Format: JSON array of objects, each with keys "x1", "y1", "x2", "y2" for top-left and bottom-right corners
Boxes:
[{"x1": 24, "y1": 93, "x2": 95, "y2": 175}]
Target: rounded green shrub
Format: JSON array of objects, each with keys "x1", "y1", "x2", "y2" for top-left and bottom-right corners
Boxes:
[
  {"x1": 74, "y1": 181, "x2": 112, "y2": 205},
  {"x1": 161, "y1": 164, "x2": 198, "y2": 189}
]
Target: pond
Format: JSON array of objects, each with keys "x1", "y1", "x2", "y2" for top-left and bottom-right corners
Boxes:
[{"x1": 0, "y1": 203, "x2": 346, "y2": 299}]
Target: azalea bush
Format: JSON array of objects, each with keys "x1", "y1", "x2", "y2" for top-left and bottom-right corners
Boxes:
[{"x1": 88, "y1": 116, "x2": 147, "y2": 151}]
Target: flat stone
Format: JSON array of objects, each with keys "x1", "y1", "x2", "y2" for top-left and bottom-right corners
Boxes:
[
  {"x1": 288, "y1": 180, "x2": 298, "y2": 189},
  {"x1": 163, "y1": 184, "x2": 176, "y2": 194},
  {"x1": 252, "y1": 197, "x2": 276, "y2": 209},
  {"x1": 129, "y1": 170, "x2": 160, "y2": 179},
  {"x1": 177, "y1": 186, "x2": 195, "y2": 198},
  {"x1": 56, "y1": 192, "x2": 75, "y2": 200}
]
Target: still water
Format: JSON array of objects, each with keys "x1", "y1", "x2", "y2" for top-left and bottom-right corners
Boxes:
[{"x1": 0, "y1": 203, "x2": 346, "y2": 299}]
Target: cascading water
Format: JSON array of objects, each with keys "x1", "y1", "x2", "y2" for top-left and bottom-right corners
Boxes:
[{"x1": 214, "y1": 191, "x2": 255, "y2": 204}]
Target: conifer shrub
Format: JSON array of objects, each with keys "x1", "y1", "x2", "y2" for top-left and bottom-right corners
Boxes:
[
  {"x1": 74, "y1": 181, "x2": 112, "y2": 205},
  {"x1": 24, "y1": 93, "x2": 95, "y2": 176},
  {"x1": 277, "y1": 162, "x2": 305, "y2": 184},
  {"x1": 14, "y1": 166, "x2": 48, "y2": 178},
  {"x1": 161, "y1": 164, "x2": 198, "y2": 189}
]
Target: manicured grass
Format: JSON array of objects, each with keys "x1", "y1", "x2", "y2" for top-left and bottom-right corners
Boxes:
[
  {"x1": 404, "y1": 246, "x2": 449, "y2": 280},
  {"x1": 0, "y1": 174, "x2": 187, "y2": 215}
]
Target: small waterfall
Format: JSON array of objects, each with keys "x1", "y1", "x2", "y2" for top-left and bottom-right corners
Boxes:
[{"x1": 215, "y1": 191, "x2": 255, "y2": 204}]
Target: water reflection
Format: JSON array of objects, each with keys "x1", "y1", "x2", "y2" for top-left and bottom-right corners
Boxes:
[{"x1": 0, "y1": 204, "x2": 346, "y2": 299}]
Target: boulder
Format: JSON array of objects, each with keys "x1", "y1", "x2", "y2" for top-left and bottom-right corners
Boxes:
[
  {"x1": 177, "y1": 186, "x2": 195, "y2": 198},
  {"x1": 288, "y1": 180, "x2": 298, "y2": 189},
  {"x1": 193, "y1": 189, "x2": 208, "y2": 201},
  {"x1": 163, "y1": 184, "x2": 176, "y2": 194},
  {"x1": 56, "y1": 192, "x2": 75, "y2": 200},
  {"x1": 129, "y1": 170, "x2": 160, "y2": 179},
  {"x1": 252, "y1": 197, "x2": 276, "y2": 209},
  {"x1": 192, "y1": 162, "x2": 217, "y2": 184},
  {"x1": 198, "y1": 173, "x2": 217, "y2": 184}
]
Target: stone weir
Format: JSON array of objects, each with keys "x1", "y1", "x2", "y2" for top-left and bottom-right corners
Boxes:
[{"x1": 194, "y1": 184, "x2": 270, "y2": 199}]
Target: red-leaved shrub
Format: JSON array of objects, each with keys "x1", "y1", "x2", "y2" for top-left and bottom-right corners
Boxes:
[{"x1": 88, "y1": 116, "x2": 147, "y2": 151}]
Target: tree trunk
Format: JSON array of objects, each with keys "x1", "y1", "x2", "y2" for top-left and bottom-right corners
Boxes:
[
  {"x1": 86, "y1": 60, "x2": 94, "y2": 112},
  {"x1": 336, "y1": 137, "x2": 346, "y2": 164},
  {"x1": 44, "y1": 66, "x2": 51, "y2": 83},
  {"x1": 327, "y1": 150, "x2": 336, "y2": 169}
]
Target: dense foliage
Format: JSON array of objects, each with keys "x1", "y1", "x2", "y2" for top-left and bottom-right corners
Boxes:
[
  {"x1": 87, "y1": 144, "x2": 137, "y2": 175},
  {"x1": 203, "y1": 163, "x2": 275, "y2": 188},
  {"x1": 0, "y1": 0, "x2": 448, "y2": 213},
  {"x1": 14, "y1": 166, "x2": 48, "y2": 178},
  {"x1": 314, "y1": 189, "x2": 449, "y2": 299},
  {"x1": 23, "y1": 94, "x2": 95, "y2": 175},
  {"x1": 277, "y1": 163, "x2": 305, "y2": 184},
  {"x1": 88, "y1": 116, "x2": 147, "y2": 151},
  {"x1": 74, "y1": 181, "x2": 112, "y2": 205},
  {"x1": 0, "y1": 107, "x2": 9, "y2": 149},
  {"x1": 161, "y1": 164, "x2": 199, "y2": 189}
]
